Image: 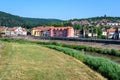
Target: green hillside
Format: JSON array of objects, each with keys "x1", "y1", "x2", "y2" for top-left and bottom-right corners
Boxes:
[
  {"x1": 0, "y1": 11, "x2": 62, "y2": 28},
  {"x1": 0, "y1": 11, "x2": 120, "y2": 29},
  {"x1": 70, "y1": 16, "x2": 120, "y2": 22},
  {"x1": 23, "y1": 17, "x2": 62, "y2": 24},
  {"x1": 0, "y1": 11, "x2": 25, "y2": 27}
]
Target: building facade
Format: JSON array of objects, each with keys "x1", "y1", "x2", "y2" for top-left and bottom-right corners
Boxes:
[
  {"x1": 107, "y1": 22, "x2": 120, "y2": 26},
  {"x1": 6, "y1": 27, "x2": 27, "y2": 36},
  {"x1": 107, "y1": 28, "x2": 116, "y2": 39},
  {"x1": 31, "y1": 26, "x2": 74, "y2": 37}
]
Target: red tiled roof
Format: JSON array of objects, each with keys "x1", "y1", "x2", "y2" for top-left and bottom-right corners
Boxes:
[
  {"x1": 8, "y1": 27, "x2": 27, "y2": 32},
  {"x1": 107, "y1": 28, "x2": 116, "y2": 32},
  {"x1": 32, "y1": 26, "x2": 54, "y2": 31},
  {"x1": 32, "y1": 26, "x2": 73, "y2": 31}
]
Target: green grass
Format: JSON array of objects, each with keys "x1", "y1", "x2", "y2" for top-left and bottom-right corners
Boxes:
[
  {"x1": 2, "y1": 38, "x2": 120, "y2": 57},
  {"x1": 45, "y1": 45, "x2": 120, "y2": 80},
  {"x1": 0, "y1": 41, "x2": 106, "y2": 80}
]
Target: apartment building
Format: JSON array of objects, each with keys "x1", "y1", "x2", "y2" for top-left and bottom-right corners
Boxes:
[{"x1": 31, "y1": 26, "x2": 74, "y2": 37}]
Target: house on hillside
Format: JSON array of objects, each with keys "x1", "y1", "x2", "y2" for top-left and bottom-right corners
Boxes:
[
  {"x1": 6, "y1": 27, "x2": 27, "y2": 36},
  {"x1": 102, "y1": 28, "x2": 107, "y2": 36},
  {"x1": 107, "y1": 28, "x2": 117, "y2": 39},
  {"x1": 0, "y1": 26, "x2": 8, "y2": 37},
  {"x1": 87, "y1": 30, "x2": 97, "y2": 37},
  {"x1": 107, "y1": 22, "x2": 120, "y2": 27},
  {"x1": 31, "y1": 26, "x2": 74, "y2": 37},
  {"x1": 74, "y1": 30, "x2": 81, "y2": 38},
  {"x1": 78, "y1": 29, "x2": 85, "y2": 38},
  {"x1": 113, "y1": 27, "x2": 120, "y2": 39}
]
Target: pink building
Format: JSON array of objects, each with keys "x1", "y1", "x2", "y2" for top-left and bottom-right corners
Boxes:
[{"x1": 31, "y1": 26, "x2": 74, "y2": 37}]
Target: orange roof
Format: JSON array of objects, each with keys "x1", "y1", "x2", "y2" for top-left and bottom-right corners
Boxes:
[
  {"x1": 32, "y1": 26, "x2": 54, "y2": 31},
  {"x1": 22, "y1": 28, "x2": 27, "y2": 32},
  {"x1": 7, "y1": 28, "x2": 17, "y2": 31},
  {"x1": 32, "y1": 26, "x2": 73, "y2": 31},
  {"x1": 8, "y1": 27, "x2": 27, "y2": 32},
  {"x1": 0, "y1": 26, "x2": 7, "y2": 31},
  {"x1": 54, "y1": 26, "x2": 73, "y2": 30},
  {"x1": 107, "y1": 28, "x2": 116, "y2": 32}
]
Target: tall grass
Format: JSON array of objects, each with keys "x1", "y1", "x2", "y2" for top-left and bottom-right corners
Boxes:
[{"x1": 61, "y1": 44, "x2": 120, "y2": 57}]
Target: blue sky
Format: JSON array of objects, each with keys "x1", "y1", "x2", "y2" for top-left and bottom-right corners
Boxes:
[{"x1": 0, "y1": 0, "x2": 120, "y2": 20}]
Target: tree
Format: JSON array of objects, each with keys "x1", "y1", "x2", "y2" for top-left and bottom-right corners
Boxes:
[
  {"x1": 63, "y1": 21, "x2": 72, "y2": 26},
  {"x1": 73, "y1": 24, "x2": 83, "y2": 30},
  {"x1": 97, "y1": 27, "x2": 103, "y2": 38}
]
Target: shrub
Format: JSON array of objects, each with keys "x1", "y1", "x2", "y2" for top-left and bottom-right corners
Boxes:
[
  {"x1": 61, "y1": 43, "x2": 120, "y2": 57},
  {"x1": 85, "y1": 57, "x2": 120, "y2": 80},
  {"x1": 111, "y1": 49, "x2": 120, "y2": 56}
]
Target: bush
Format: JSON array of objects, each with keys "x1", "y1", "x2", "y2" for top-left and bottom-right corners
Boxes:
[
  {"x1": 85, "y1": 57, "x2": 120, "y2": 80},
  {"x1": 111, "y1": 49, "x2": 120, "y2": 56},
  {"x1": 61, "y1": 43, "x2": 120, "y2": 57}
]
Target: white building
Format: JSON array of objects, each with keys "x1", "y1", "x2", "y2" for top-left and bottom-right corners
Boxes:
[
  {"x1": 102, "y1": 28, "x2": 107, "y2": 36},
  {"x1": 107, "y1": 28, "x2": 116, "y2": 38},
  {"x1": 7, "y1": 27, "x2": 27, "y2": 36},
  {"x1": 107, "y1": 22, "x2": 120, "y2": 26},
  {"x1": 102, "y1": 31, "x2": 107, "y2": 36}
]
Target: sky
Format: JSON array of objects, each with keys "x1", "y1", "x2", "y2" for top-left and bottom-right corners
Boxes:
[{"x1": 0, "y1": 0, "x2": 120, "y2": 20}]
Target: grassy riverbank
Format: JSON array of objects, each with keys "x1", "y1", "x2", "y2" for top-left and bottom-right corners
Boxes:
[{"x1": 0, "y1": 41, "x2": 106, "y2": 80}]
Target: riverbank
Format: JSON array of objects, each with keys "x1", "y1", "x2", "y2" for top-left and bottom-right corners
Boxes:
[{"x1": 29, "y1": 39, "x2": 120, "y2": 51}]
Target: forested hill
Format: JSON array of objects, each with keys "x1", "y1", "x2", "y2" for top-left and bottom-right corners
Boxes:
[
  {"x1": 1, "y1": 11, "x2": 120, "y2": 29},
  {"x1": 0, "y1": 11, "x2": 25, "y2": 27},
  {"x1": 23, "y1": 18, "x2": 62, "y2": 25},
  {"x1": 70, "y1": 16, "x2": 120, "y2": 22},
  {"x1": 0, "y1": 11, "x2": 63, "y2": 28}
]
